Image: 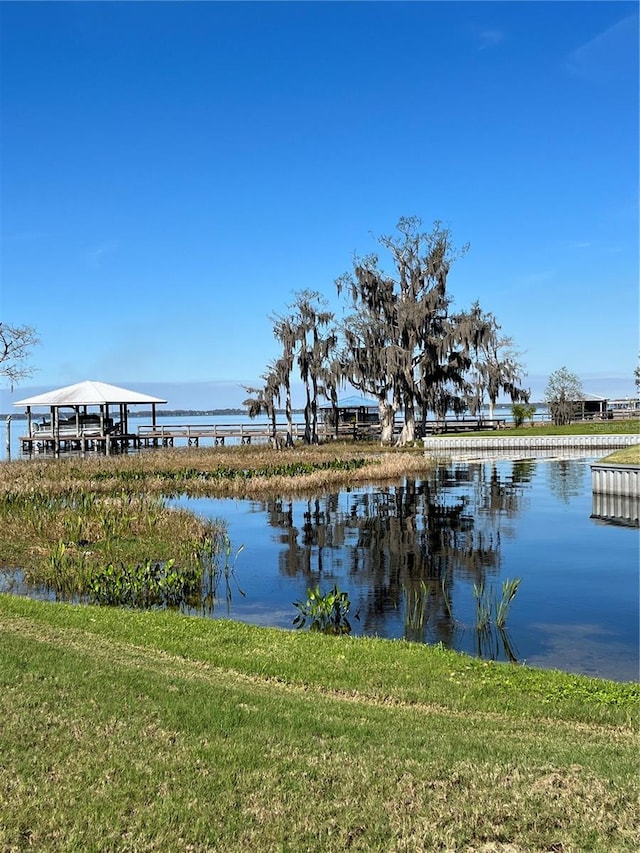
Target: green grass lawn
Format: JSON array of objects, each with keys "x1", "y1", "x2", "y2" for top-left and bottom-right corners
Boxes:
[
  {"x1": 457, "y1": 419, "x2": 639, "y2": 437},
  {"x1": 599, "y1": 446, "x2": 640, "y2": 465},
  {"x1": 1, "y1": 595, "x2": 638, "y2": 852},
  {"x1": 1, "y1": 424, "x2": 638, "y2": 850}
]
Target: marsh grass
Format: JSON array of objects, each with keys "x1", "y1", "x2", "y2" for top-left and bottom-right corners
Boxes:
[
  {"x1": 473, "y1": 578, "x2": 521, "y2": 629},
  {"x1": 472, "y1": 579, "x2": 522, "y2": 662},
  {"x1": 0, "y1": 595, "x2": 638, "y2": 852},
  {"x1": 0, "y1": 442, "x2": 437, "y2": 499},
  {"x1": 0, "y1": 486, "x2": 227, "y2": 601},
  {"x1": 403, "y1": 577, "x2": 453, "y2": 640},
  {"x1": 0, "y1": 444, "x2": 435, "y2": 597}
]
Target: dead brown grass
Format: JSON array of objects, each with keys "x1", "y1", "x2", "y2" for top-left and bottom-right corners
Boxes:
[{"x1": 0, "y1": 442, "x2": 434, "y2": 498}]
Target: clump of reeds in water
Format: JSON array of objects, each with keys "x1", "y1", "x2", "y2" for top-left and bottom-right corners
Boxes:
[
  {"x1": 473, "y1": 578, "x2": 522, "y2": 630},
  {"x1": 403, "y1": 576, "x2": 453, "y2": 642},
  {"x1": 473, "y1": 578, "x2": 522, "y2": 662}
]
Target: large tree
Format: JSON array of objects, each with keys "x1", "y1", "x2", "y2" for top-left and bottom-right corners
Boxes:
[
  {"x1": 266, "y1": 292, "x2": 339, "y2": 446},
  {"x1": 337, "y1": 279, "x2": 398, "y2": 444},
  {"x1": 458, "y1": 302, "x2": 529, "y2": 420},
  {"x1": 292, "y1": 290, "x2": 337, "y2": 445},
  {"x1": 0, "y1": 322, "x2": 39, "y2": 388},
  {"x1": 545, "y1": 366, "x2": 584, "y2": 425},
  {"x1": 337, "y1": 217, "x2": 469, "y2": 445},
  {"x1": 242, "y1": 364, "x2": 280, "y2": 440}
]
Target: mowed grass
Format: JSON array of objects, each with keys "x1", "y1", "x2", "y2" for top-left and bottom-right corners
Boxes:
[
  {"x1": 1, "y1": 425, "x2": 638, "y2": 850},
  {"x1": 599, "y1": 445, "x2": 640, "y2": 465},
  {"x1": 1, "y1": 595, "x2": 638, "y2": 853},
  {"x1": 470, "y1": 418, "x2": 639, "y2": 437}
]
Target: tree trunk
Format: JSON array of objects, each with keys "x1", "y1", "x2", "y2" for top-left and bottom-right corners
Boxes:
[
  {"x1": 285, "y1": 383, "x2": 294, "y2": 447},
  {"x1": 310, "y1": 376, "x2": 319, "y2": 444},
  {"x1": 396, "y1": 398, "x2": 416, "y2": 446},
  {"x1": 303, "y1": 380, "x2": 312, "y2": 444},
  {"x1": 378, "y1": 398, "x2": 396, "y2": 445}
]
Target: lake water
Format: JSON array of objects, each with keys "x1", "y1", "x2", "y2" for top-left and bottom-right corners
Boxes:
[
  {"x1": 1, "y1": 414, "x2": 638, "y2": 681},
  {"x1": 167, "y1": 455, "x2": 639, "y2": 682}
]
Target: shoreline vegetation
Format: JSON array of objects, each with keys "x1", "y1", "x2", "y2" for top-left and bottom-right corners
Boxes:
[
  {"x1": 1, "y1": 420, "x2": 638, "y2": 602},
  {"x1": 1, "y1": 420, "x2": 638, "y2": 850}
]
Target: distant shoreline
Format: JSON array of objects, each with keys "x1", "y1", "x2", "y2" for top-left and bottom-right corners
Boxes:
[{"x1": 0, "y1": 409, "x2": 307, "y2": 420}]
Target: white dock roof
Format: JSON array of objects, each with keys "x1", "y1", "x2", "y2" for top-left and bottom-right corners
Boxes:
[{"x1": 14, "y1": 380, "x2": 167, "y2": 407}]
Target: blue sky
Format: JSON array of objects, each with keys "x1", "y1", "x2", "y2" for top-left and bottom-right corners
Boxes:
[{"x1": 1, "y1": 1, "x2": 638, "y2": 409}]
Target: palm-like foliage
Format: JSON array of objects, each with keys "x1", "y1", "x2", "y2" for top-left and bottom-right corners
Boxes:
[{"x1": 292, "y1": 291, "x2": 336, "y2": 444}]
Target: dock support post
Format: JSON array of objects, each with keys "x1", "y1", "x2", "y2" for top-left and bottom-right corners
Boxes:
[{"x1": 5, "y1": 415, "x2": 11, "y2": 459}]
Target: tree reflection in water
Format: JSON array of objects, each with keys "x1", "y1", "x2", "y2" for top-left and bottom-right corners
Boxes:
[
  {"x1": 546, "y1": 458, "x2": 584, "y2": 504},
  {"x1": 254, "y1": 461, "x2": 533, "y2": 657}
]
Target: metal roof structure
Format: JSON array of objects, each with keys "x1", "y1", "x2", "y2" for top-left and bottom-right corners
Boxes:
[
  {"x1": 320, "y1": 395, "x2": 379, "y2": 409},
  {"x1": 14, "y1": 380, "x2": 167, "y2": 408}
]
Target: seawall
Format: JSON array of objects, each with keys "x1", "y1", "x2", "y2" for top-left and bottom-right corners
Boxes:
[{"x1": 422, "y1": 434, "x2": 639, "y2": 452}]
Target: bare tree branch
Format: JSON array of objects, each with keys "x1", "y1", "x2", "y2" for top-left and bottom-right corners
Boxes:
[{"x1": 0, "y1": 322, "x2": 40, "y2": 388}]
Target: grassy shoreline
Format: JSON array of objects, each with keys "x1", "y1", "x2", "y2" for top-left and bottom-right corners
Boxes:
[
  {"x1": 1, "y1": 426, "x2": 638, "y2": 850},
  {"x1": 1, "y1": 594, "x2": 638, "y2": 852}
]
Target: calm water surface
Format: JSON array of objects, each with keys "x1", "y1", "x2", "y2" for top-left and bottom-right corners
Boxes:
[
  {"x1": 169, "y1": 455, "x2": 639, "y2": 682},
  {"x1": 1, "y1": 416, "x2": 638, "y2": 681}
]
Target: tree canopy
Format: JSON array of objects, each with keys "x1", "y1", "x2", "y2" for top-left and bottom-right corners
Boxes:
[
  {"x1": 544, "y1": 366, "x2": 584, "y2": 425},
  {"x1": 245, "y1": 217, "x2": 529, "y2": 445}
]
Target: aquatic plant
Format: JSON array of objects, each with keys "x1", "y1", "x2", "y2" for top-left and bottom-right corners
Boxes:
[
  {"x1": 293, "y1": 584, "x2": 352, "y2": 635},
  {"x1": 495, "y1": 577, "x2": 522, "y2": 628},
  {"x1": 472, "y1": 577, "x2": 522, "y2": 661},
  {"x1": 87, "y1": 558, "x2": 200, "y2": 608},
  {"x1": 200, "y1": 534, "x2": 245, "y2": 613},
  {"x1": 473, "y1": 577, "x2": 521, "y2": 631},
  {"x1": 473, "y1": 580, "x2": 492, "y2": 631}
]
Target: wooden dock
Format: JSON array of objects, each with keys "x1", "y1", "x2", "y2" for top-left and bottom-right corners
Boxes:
[
  {"x1": 19, "y1": 417, "x2": 509, "y2": 454},
  {"x1": 138, "y1": 418, "x2": 507, "y2": 447},
  {"x1": 20, "y1": 432, "x2": 141, "y2": 455},
  {"x1": 136, "y1": 423, "x2": 306, "y2": 447}
]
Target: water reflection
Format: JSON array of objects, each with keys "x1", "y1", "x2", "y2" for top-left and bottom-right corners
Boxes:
[
  {"x1": 591, "y1": 492, "x2": 640, "y2": 527},
  {"x1": 4, "y1": 454, "x2": 638, "y2": 680},
  {"x1": 191, "y1": 456, "x2": 637, "y2": 680},
  {"x1": 546, "y1": 458, "x2": 585, "y2": 503},
  {"x1": 251, "y1": 464, "x2": 532, "y2": 650}
]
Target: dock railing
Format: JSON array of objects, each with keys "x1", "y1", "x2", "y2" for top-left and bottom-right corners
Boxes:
[
  {"x1": 136, "y1": 417, "x2": 511, "y2": 447},
  {"x1": 137, "y1": 422, "x2": 306, "y2": 447}
]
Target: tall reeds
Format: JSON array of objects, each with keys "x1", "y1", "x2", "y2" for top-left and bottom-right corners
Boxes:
[
  {"x1": 472, "y1": 577, "x2": 522, "y2": 662},
  {"x1": 473, "y1": 578, "x2": 522, "y2": 630}
]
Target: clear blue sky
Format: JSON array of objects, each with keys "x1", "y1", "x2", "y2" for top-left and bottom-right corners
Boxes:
[{"x1": 1, "y1": 1, "x2": 638, "y2": 409}]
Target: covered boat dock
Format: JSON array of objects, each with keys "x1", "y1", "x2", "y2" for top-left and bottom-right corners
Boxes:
[{"x1": 15, "y1": 380, "x2": 167, "y2": 454}]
